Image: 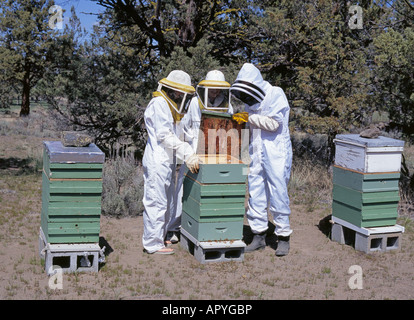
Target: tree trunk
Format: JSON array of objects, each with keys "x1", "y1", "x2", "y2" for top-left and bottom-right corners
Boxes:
[
  {"x1": 178, "y1": 0, "x2": 197, "y2": 50},
  {"x1": 20, "y1": 64, "x2": 30, "y2": 117}
]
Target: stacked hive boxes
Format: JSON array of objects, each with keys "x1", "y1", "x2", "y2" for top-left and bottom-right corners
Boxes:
[
  {"x1": 332, "y1": 134, "x2": 404, "y2": 228},
  {"x1": 182, "y1": 154, "x2": 247, "y2": 242},
  {"x1": 41, "y1": 141, "x2": 105, "y2": 244}
]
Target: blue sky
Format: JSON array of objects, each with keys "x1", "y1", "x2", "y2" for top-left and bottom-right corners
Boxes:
[{"x1": 54, "y1": 0, "x2": 103, "y2": 33}]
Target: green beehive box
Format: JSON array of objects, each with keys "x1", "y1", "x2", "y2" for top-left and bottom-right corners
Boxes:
[
  {"x1": 332, "y1": 165, "x2": 401, "y2": 228},
  {"x1": 332, "y1": 165, "x2": 400, "y2": 192},
  {"x1": 185, "y1": 154, "x2": 247, "y2": 184},
  {"x1": 183, "y1": 175, "x2": 246, "y2": 199},
  {"x1": 183, "y1": 195, "x2": 244, "y2": 222},
  {"x1": 182, "y1": 154, "x2": 247, "y2": 240},
  {"x1": 181, "y1": 211, "x2": 244, "y2": 241},
  {"x1": 332, "y1": 184, "x2": 399, "y2": 228},
  {"x1": 332, "y1": 200, "x2": 398, "y2": 228},
  {"x1": 41, "y1": 141, "x2": 105, "y2": 244}
]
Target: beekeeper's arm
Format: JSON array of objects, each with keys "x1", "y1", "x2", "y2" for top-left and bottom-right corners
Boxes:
[
  {"x1": 159, "y1": 132, "x2": 200, "y2": 173},
  {"x1": 152, "y1": 98, "x2": 200, "y2": 173},
  {"x1": 248, "y1": 114, "x2": 279, "y2": 132}
]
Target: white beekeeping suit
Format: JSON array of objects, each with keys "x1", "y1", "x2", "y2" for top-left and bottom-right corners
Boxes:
[
  {"x1": 166, "y1": 70, "x2": 233, "y2": 243},
  {"x1": 230, "y1": 63, "x2": 293, "y2": 256},
  {"x1": 142, "y1": 70, "x2": 200, "y2": 255}
]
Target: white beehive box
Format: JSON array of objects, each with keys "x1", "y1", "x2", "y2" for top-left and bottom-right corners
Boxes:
[{"x1": 334, "y1": 134, "x2": 404, "y2": 173}]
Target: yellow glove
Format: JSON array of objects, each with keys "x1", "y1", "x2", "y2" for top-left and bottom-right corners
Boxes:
[{"x1": 232, "y1": 112, "x2": 249, "y2": 124}]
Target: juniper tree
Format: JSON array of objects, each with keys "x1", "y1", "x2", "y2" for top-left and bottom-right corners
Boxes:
[{"x1": 0, "y1": 0, "x2": 70, "y2": 116}]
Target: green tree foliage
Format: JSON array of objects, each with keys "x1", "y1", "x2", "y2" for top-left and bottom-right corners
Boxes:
[
  {"x1": 43, "y1": 1, "x2": 258, "y2": 155},
  {"x1": 36, "y1": 0, "x2": 414, "y2": 160},
  {"x1": 372, "y1": 0, "x2": 414, "y2": 142},
  {"x1": 40, "y1": 9, "x2": 147, "y2": 156},
  {"x1": 249, "y1": 1, "x2": 384, "y2": 161},
  {"x1": 94, "y1": 0, "x2": 257, "y2": 63},
  {"x1": 0, "y1": 0, "x2": 70, "y2": 116}
]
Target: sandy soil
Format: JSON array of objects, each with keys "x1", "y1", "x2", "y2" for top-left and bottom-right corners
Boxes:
[{"x1": 1, "y1": 198, "x2": 413, "y2": 301}]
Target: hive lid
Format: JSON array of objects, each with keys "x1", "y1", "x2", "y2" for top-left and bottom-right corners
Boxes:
[
  {"x1": 334, "y1": 134, "x2": 404, "y2": 148},
  {"x1": 43, "y1": 141, "x2": 105, "y2": 163}
]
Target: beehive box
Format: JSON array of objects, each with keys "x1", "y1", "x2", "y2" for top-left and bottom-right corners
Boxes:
[
  {"x1": 182, "y1": 154, "x2": 247, "y2": 241},
  {"x1": 332, "y1": 165, "x2": 400, "y2": 192},
  {"x1": 181, "y1": 212, "x2": 244, "y2": 242},
  {"x1": 332, "y1": 166, "x2": 401, "y2": 228},
  {"x1": 196, "y1": 110, "x2": 246, "y2": 157},
  {"x1": 332, "y1": 184, "x2": 399, "y2": 228},
  {"x1": 41, "y1": 141, "x2": 105, "y2": 244},
  {"x1": 334, "y1": 134, "x2": 404, "y2": 173}
]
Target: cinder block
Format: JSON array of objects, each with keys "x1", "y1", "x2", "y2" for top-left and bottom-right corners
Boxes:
[
  {"x1": 39, "y1": 227, "x2": 103, "y2": 275},
  {"x1": 331, "y1": 217, "x2": 404, "y2": 254},
  {"x1": 180, "y1": 228, "x2": 245, "y2": 264},
  {"x1": 355, "y1": 232, "x2": 402, "y2": 253}
]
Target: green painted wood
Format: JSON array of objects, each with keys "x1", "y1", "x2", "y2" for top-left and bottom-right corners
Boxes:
[
  {"x1": 332, "y1": 200, "x2": 398, "y2": 228},
  {"x1": 185, "y1": 161, "x2": 247, "y2": 184},
  {"x1": 46, "y1": 193, "x2": 102, "y2": 202},
  {"x1": 181, "y1": 211, "x2": 243, "y2": 241},
  {"x1": 332, "y1": 184, "x2": 400, "y2": 209},
  {"x1": 43, "y1": 149, "x2": 103, "y2": 178},
  {"x1": 48, "y1": 179, "x2": 103, "y2": 193},
  {"x1": 41, "y1": 216, "x2": 100, "y2": 243},
  {"x1": 47, "y1": 234, "x2": 100, "y2": 244},
  {"x1": 44, "y1": 220, "x2": 100, "y2": 232},
  {"x1": 183, "y1": 176, "x2": 246, "y2": 197},
  {"x1": 45, "y1": 206, "x2": 101, "y2": 216},
  {"x1": 333, "y1": 166, "x2": 400, "y2": 192},
  {"x1": 183, "y1": 195, "x2": 245, "y2": 221},
  {"x1": 46, "y1": 168, "x2": 103, "y2": 179},
  {"x1": 42, "y1": 172, "x2": 103, "y2": 195},
  {"x1": 42, "y1": 202, "x2": 102, "y2": 217},
  {"x1": 41, "y1": 143, "x2": 104, "y2": 244},
  {"x1": 49, "y1": 163, "x2": 103, "y2": 169},
  {"x1": 42, "y1": 212, "x2": 101, "y2": 223}
]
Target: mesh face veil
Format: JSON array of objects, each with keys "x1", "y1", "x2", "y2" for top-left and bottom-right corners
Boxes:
[
  {"x1": 157, "y1": 70, "x2": 195, "y2": 115},
  {"x1": 230, "y1": 80, "x2": 265, "y2": 106},
  {"x1": 196, "y1": 80, "x2": 231, "y2": 112},
  {"x1": 157, "y1": 82, "x2": 194, "y2": 114}
]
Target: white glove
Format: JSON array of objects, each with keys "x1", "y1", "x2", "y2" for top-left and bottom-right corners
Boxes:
[
  {"x1": 186, "y1": 154, "x2": 200, "y2": 173},
  {"x1": 248, "y1": 114, "x2": 280, "y2": 131},
  {"x1": 160, "y1": 131, "x2": 194, "y2": 162}
]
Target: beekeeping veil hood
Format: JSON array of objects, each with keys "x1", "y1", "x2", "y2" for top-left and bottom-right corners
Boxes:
[
  {"x1": 230, "y1": 63, "x2": 266, "y2": 110},
  {"x1": 196, "y1": 70, "x2": 231, "y2": 112},
  {"x1": 155, "y1": 70, "x2": 195, "y2": 121}
]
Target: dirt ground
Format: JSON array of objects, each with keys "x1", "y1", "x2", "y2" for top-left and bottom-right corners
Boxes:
[
  {"x1": 1, "y1": 180, "x2": 414, "y2": 301},
  {"x1": 1, "y1": 110, "x2": 414, "y2": 302}
]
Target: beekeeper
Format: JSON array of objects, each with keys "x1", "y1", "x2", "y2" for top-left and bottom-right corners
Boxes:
[
  {"x1": 166, "y1": 70, "x2": 233, "y2": 244},
  {"x1": 142, "y1": 70, "x2": 200, "y2": 255},
  {"x1": 230, "y1": 63, "x2": 293, "y2": 256}
]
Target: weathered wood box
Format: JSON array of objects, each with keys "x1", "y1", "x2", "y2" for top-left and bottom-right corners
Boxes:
[
  {"x1": 41, "y1": 141, "x2": 105, "y2": 244},
  {"x1": 182, "y1": 154, "x2": 247, "y2": 241},
  {"x1": 334, "y1": 134, "x2": 404, "y2": 173},
  {"x1": 196, "y1": 110, "x2": 246, "y2": 158}
]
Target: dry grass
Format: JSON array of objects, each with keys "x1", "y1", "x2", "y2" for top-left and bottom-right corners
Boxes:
[{"x1": 289, "y1": 159, "x2": 333, "y2": 214}]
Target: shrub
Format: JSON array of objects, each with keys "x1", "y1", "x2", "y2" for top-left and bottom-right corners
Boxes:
[{"x1": 101, "y1": 154, "x2": 144, "y2": 217}]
